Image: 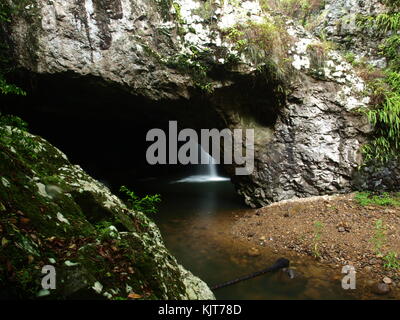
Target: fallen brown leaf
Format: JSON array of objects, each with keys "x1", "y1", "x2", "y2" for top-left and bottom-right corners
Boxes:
[
  {"x1": 127, "y1": 293, "x2": 142, "y2": 299},
  {"x1": 20, "y1": 217, "x2": 30, "y2": 224}
]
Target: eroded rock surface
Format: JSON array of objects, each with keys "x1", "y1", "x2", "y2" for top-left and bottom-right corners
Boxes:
[
  {"x1": 311, "y1": 0, "x2": 388, "y2": 68},
  {"x1": 0, "y1": 125, "x2": 214, "y2": 300},
  {"x1": 7, "y1": 0, "x2": 390, "y2": 206}
]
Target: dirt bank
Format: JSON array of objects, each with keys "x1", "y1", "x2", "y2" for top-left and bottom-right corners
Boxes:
[{"x1": 231, "y1": 193, "x2": 400, "y2": 295}]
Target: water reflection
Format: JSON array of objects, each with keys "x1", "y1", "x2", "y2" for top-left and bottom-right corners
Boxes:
[
  {"x1": 127, "y1": 178, "x2": 374, "y2": 299},
  {"x1": 172, "y1": 175, "x2": 230, "y2": 183}
]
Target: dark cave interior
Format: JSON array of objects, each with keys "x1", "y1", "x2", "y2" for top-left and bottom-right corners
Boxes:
[
  {"x1": 1, "y1": 69, "x2": 283, "y2": 196},
  {"x1": 1, "y1": 72, "x2": 230, "y2": 188}
]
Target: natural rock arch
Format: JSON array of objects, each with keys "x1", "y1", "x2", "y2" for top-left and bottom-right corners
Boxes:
[{"x1": 5, "y1": 0, "x2": 381, "y2": 206}]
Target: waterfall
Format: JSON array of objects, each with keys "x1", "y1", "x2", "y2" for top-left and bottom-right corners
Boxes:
[
  {"x1": 173, "y1": 144, "x2": 229, "y2": 183},
  {"x1": 199, "y1": 145, "x2": 218, "y2": 179},
  {"x1": 209, "y1": 158, "x2": 217, "y2": 178}
]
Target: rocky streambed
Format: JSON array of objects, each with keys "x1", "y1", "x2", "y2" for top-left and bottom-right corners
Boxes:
[
  {"x1": 230, "y1": 194, "x2": 400, "y2": 298},
  {"x1": 138, "y1": 174, "x2": 400, "y2": 299}
]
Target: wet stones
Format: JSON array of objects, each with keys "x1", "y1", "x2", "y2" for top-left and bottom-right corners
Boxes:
[
  {"x1": 282, "y1": 268, "x2": 298, "y2": 280},
  {"x1": 373, "y1": 283, "x2": 391, "y2": 295},
  {"x1": 277, "y1": 267, "x2": 309, "y2": 290},
  {"x1": 246, "y1": 232, "x2": 255, "y2": 238},
  {"x1": 247, "y1": 247, "x2": 260, "y2": 257},
  {"x1": 372, "y1": 277, "x2": 394, "y2": 295},
  {"x1": 336, "y1": 221, "x2": 351, "y2": 232}
]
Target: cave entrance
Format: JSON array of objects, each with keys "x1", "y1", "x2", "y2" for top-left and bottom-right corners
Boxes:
[
  {"x1": 3, "y1": 72, "x2": 252, "y2": 298},
  {"x1": 3, "y1": 72, "x2": 235, "y2": 187},
  {"x1": 2, "y1": 71, "x2": 248, "y2": 218}
]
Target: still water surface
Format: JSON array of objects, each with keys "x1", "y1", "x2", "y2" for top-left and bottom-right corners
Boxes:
[{"x1": 126, "y1": 173, "x2": 374, "y2": 300}]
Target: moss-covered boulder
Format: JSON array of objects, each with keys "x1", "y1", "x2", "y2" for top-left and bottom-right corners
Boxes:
[{"x1": 0, "y1": 124, "x2": 214, "y2": 300}]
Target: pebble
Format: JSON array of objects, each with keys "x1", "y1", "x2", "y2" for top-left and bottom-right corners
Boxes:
[
  {"x1": 383, "y1": 277, "x2": 392, "y2": 285},
  {"x1": 286, "y1": 268, "x2": 297, "y2": 279},
  {"x1": 247, "y1": 247, "x2": 260, "y2": 257},
  {"x1": 338, "y1": 227, "x2": 345, "y2": 232},
  {"x1": 366, "y1": 280, "x2": 375, "y2": 286},
  {"x1": 364, "y1": 266, "x2": 372, "y2": 272},
  {"x1": 383, "y1": 209, "x2": 396, "y2": 214},
  {"x1": 373, "y1": 283, "x2": 390, "y2": 295}
]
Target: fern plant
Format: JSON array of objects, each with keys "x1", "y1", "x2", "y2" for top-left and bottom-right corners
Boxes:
[
  {"x1": 364, "y1": 72, "x2": 400, "y2": 162},
  {"x1": 358, "y1": 0, "x2": 400, "y2": 164},
  {"x1": 119, "y1": 186, "x2": 161, "y2": 215}
]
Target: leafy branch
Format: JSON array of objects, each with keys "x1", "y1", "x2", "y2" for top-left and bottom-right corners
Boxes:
[{"x1": 119, "y1": 186, "x2": 161, "y2": 215}]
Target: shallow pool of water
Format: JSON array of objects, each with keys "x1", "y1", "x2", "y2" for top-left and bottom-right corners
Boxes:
[{"x1": 125, "y1": 175, "x2": 385, "y2": 300}]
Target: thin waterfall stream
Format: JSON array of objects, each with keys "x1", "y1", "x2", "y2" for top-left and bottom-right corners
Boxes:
[{"x1": 173, "y1": 144, "x2": 229, "y2": 183}]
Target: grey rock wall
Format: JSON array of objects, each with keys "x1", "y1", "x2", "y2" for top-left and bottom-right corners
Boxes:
[
  {"x1": 311, "y1": 0, "x2": 388, "y2": 68},
  {"x1": 7, "y1": 0, "x2": 386, "y2": 207}
]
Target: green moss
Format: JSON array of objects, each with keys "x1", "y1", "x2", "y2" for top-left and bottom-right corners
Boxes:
[
  {"x1": 0, "y1": 1, "x2": 32, "y2": 95},
  {"x1": 0, "y1": 0, "x2": 41, "y2": 69},
  {"x1": 0, "y1": 115, "x2": 39, "y2": 159},
  {"x1": 153, "y1": 0, "x2": 174, "y2": 21},
  {"x1": 0, "y1": 123, "x2": 199, "y2": 299},
  {"x1": 355, "y1": 191, "x2": 400, "y2": 207},
  {"x1": 166, "y1": 47, "x2": 215, "y2": 93},
  {"x1": 192, "y1": 0, "x2": 217, "y2": 22}
]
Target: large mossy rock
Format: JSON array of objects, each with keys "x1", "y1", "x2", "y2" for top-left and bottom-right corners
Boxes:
[{"x1": 0, "y1": 125, "x2": 214, "y2": 300}]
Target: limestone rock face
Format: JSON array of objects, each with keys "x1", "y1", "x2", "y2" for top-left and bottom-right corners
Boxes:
[
  {"x1": 0, "y1": 125, "x2": 215, "y2": 300},
  {"x1": 234, "y1": 76, "x2": 371, "y2": 207},
  {"x1": 311, "y1": 0, "x2": 388, "y2": 68},
  {"x1": 12, "y1": 0, "x2": 269, "y2": 100},
  {"x1": 7, "y1": 0, "x2": 383, "y2": 206}
]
